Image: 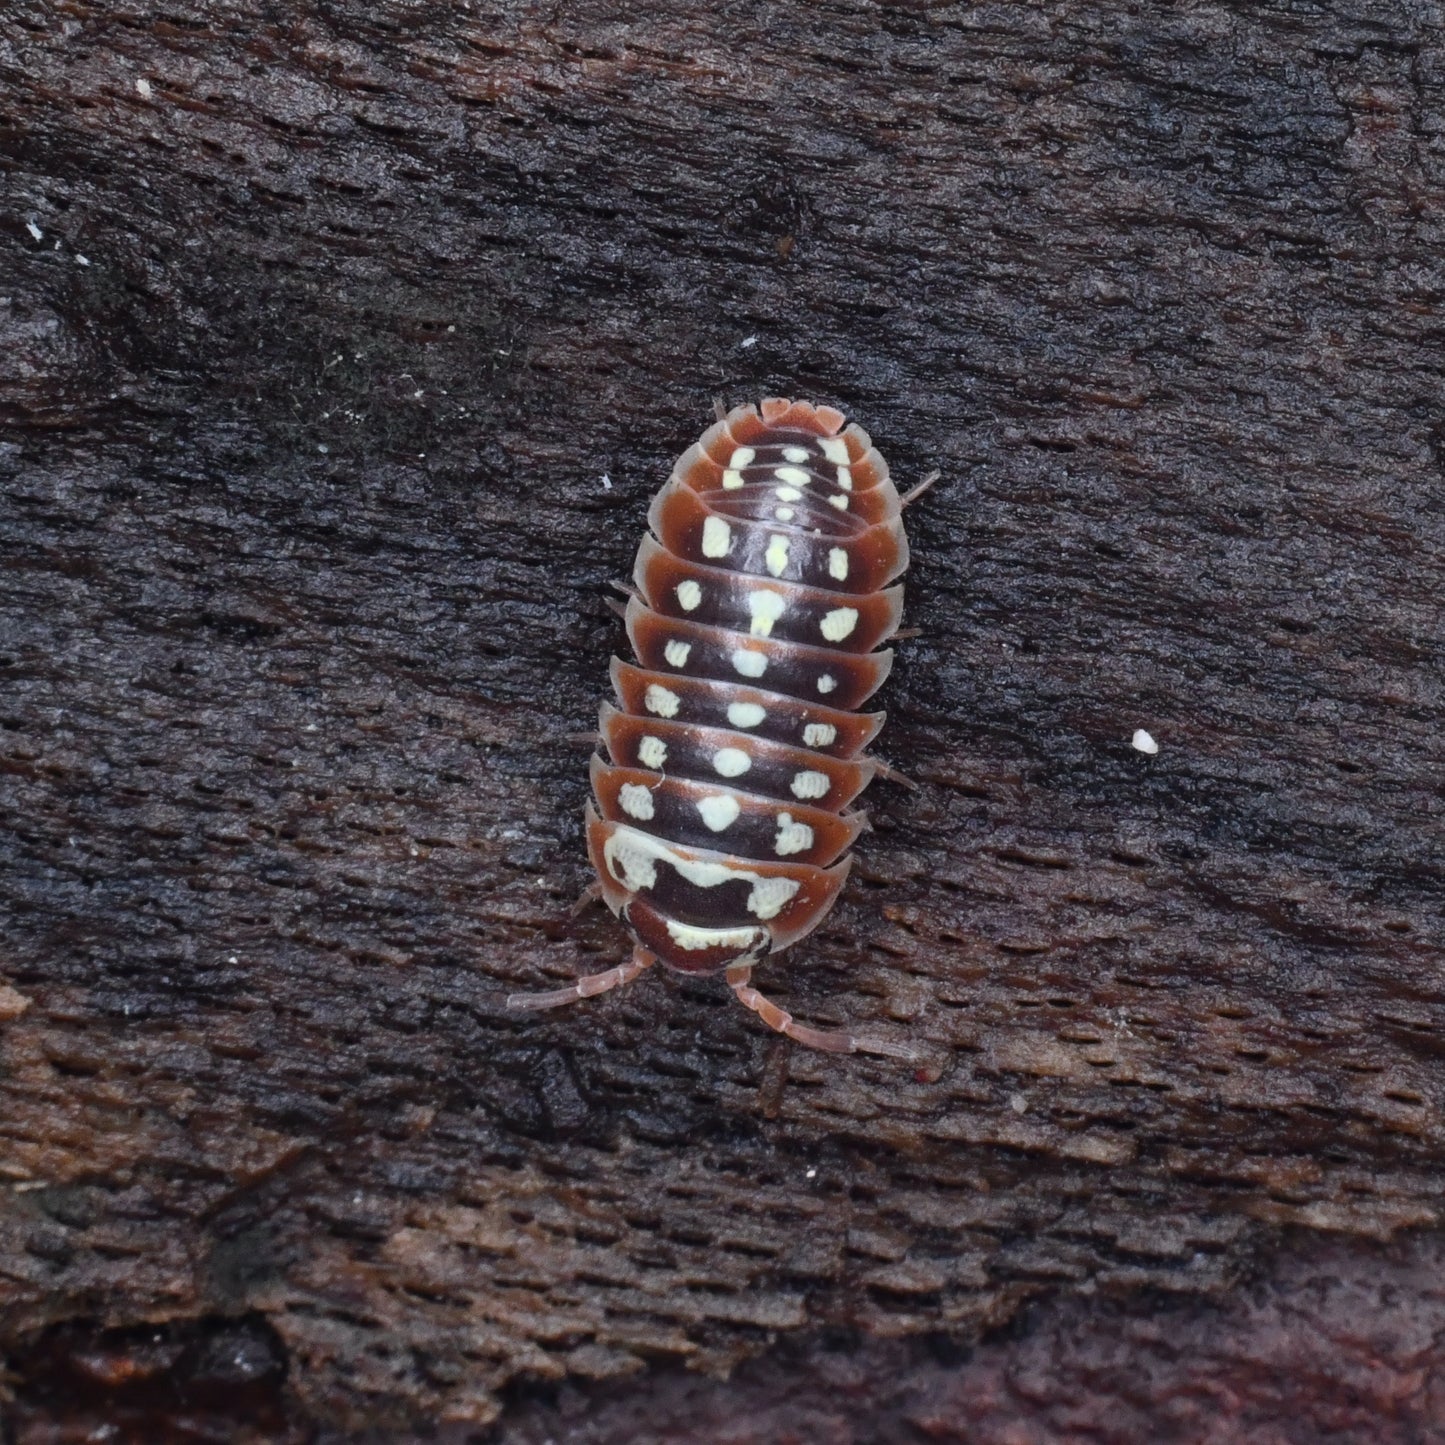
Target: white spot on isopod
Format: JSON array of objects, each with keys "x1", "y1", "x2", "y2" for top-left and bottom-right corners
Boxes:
[
  {"x1": 722, "y1": 469, "x2": 745, "y2": 489},
  {"x1": 712, "y1": 747, "x2": 751, "y2": 777},
  {"x1": 676, "y1": 580, "x2": 702, "y2": 611},
  {"x1": 775, "y1": 485, "x2": 803, "y2": 502},
  {"x1": 802, "y1": 723, "x2": 837, "y2": 748},
  {"x1": 774, "y1": 812, "x2": 814, "y2": 856},
  {"x1": 697, "y1": 793, "x2": 741, "y2": 831},
  {"x1": 701, "y1": 516, "x2": 733, "y2": 558},
  {"x1": 774, "y1": 466, "x2": 810, "y2": 486},
  {"x1": 764, "y1": 534, "x2": 790, "y2": 577},
  {"x1": 790, "y1": 770, "x2": 830, "y2": 800},
  {"x1": 828, "y1": 493, "x2": 849, "y2": 510},
  {"x1": 748, "y1": 876, "x2": 799, "y2": 921},
  {"x1": 747, "y1": 589, "x2": 787, "y2": 638},
  {"x1": 638, "y1": 735, "x2": 668, "y2": 769},
  {"x1": 664, "y1": 639, "x2": 691, "y2": 668},
  {"x1": 667, "y1": 918, "x2": 760, "y2": 951},
  {"x1": 727, "y1": 701, "x2": 766, "y2": 728},
  {"x1": 731, "y1": 648, "x2": 768, "y2": 678},
  {"x1": 781, "y1": 446, "x2": 809, "y2": 464},
  {"x1": 828, "y1": 547, "x2": 849, "y2": 581},
  {"x1": 817, "y1": 673, "x2": 837, "y2": 694},
  {"x1": 728, "y1": 446, "x2": 755, "y2": 468},
  {"x1": 820, "y1": 606, "x2": 859, "y2": 642},
  {"x1": 644, "y1": 684, "x2": 681, "y2": 717},
  {"x1": 774, "y1": 506, "x2": 795, "y2": 522},
  {"x1": 619, "y1": 783, "x2": 655, "y2": 820},
  {"x1": 819, "y1": 437, "x2": 849, "y2": 466}
]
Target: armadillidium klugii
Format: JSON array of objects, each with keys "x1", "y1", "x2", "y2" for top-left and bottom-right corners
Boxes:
[{"x1": 508, "y1": 398, "x2": 923, "y2": 1057}]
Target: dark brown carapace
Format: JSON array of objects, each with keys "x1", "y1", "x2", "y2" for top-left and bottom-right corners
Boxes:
[{"x1": 508, "y1": 399, "x2": 919, "y2": 1058}]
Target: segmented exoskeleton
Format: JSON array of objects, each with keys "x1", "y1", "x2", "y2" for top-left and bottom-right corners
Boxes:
[{"x1": 509, "y1": 398, "x2": 924, "y2": 1057}]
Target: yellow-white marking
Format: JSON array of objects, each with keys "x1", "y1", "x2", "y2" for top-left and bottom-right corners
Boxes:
[
  {"x1": 774, "y1": 466, "x2": 810, "y2": 486},
  {"x1": 764, "y1": 534, "x2": 790, "y2": 577},
  {"x1": 749, "y1": 876, "x2": 800, "y2": 919},
  {"x1": 644, "y1": 683, "x2": 681, "y2": 717},
  {"x1": 722, "y1": 469, "x2": 745, "y2": 490},
  {"x1": 727, "y1": 701, "x2": 766, "y2": 728},
  {"x1": 712, "y1": 747, "x2": 751, "y2": 777},
  {"x1": 697, "y1": 793, "x2": 741, "y2": 831},
  {"x1": 728, "y1": 446, "x2": 755, "y2": 468},
  {"x1": 638, "y1": 735, "x2": 668, "y2": 769},
  {"x1": 603, "y1": 823, "x2": 799, "y2": 921},
  {"x1": 747, "y1": 589, "x2": 787, "y2": 638},
  {"x1": 676, "y1": 580, "x2": 702, "y2": 611},
  {"x1": 803, "y1": 722, "x2": 837, "y2": 747},
  {"x1": 619, "y1": 783, "x2": 655, "y2": 820},
  {"x1": 828, "y1": 546, "x2": 849, "y2": 581},
  {"x1": 820, "y1": 606, "x2": 859, "y2": 642},
  {"x1": 666, "y1": 919, "x2": 764, "y2": 953},
  {"x1": 782, "y1": 446, "x2": 809, "y2": 464},
  {"x1": 775, "y1": 485, "x2": 803, "y2": 502},
  {"x1": 701, "y1": 516, "x2": 733, "y2": 558},
  {"x1": 817, "y1": 673, "x2": 837, "y2": 694},
  {"x1": 828, "y1": 493, "x2": 849, "y2": 510},
  {"x1": 790, "y1": 770, "x2": 830, "y2": 800},
  {"x1": 819, "y1": 437, "x2": 849, "y2": 466},
  {"x1": 732, "y1": 648, "x2": 768, "y2": 678},
  {"x1": 664, "y1": 639, "x2": 692, "y2": 668},
  {"x1": 836, "y1": 465, "x2": 853, "y2": 491},
  {"x1": 774, "y1": 812, "x2": 814, "y2": 856},
  {"x1": 774, "y1": 506, "x2": 795, "y2": 521}
]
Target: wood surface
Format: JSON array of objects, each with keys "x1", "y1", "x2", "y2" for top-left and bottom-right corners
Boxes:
[{"x1": 2, "y1": 0, "x2": 1442, "y2": 1437}]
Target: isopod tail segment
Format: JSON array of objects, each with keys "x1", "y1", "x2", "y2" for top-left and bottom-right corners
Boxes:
[{"x1": 506, "y1": 397, "x2": 925, "y2": 1060}]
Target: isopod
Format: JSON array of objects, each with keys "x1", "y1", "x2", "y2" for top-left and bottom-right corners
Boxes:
[{"x1": 508, "y1": 398, "x2": 924, "y2": 1057}]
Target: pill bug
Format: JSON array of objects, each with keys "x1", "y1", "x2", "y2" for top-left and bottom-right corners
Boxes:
[{"x1": 508, "y1": 398, "x2": 925, "y2": 1058}]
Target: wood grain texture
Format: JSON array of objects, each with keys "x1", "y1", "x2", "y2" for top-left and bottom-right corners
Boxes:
[{"x1": 1, "y1": 0, "x2": 1442, "y2": 1436}]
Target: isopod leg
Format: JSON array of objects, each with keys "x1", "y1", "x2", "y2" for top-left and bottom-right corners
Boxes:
[
  {"x1": 506, "y1": 946, "x2": 656, "y2": 1012},
  {"x1": 901, "y1": 470, "x2": 940, "y2": 507},
  {"x1": 872, "y1": 758, "x2": 919, "y2": 791},
  {"x1": 568, "y1": 880, "x2": 605, "y2": 917},
  {"x1": 725, "y1": 964, "x2": 918, "y2": 1061}
]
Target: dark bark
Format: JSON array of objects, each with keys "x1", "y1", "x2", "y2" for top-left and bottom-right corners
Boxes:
[{"x1": 1, "y1": 0, "x2": 1442, "y2": 1436}]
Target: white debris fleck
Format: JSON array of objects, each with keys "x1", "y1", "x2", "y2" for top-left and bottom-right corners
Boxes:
[
  {"x1": 805, "y1": 1167, "x2": 817, "y2": 1179},
  {"x1": 1009, "y1": 1093, "x2": 1028, "y2": 1114},
  {"x1": 600, "y1": 473, "x2": 612, "y2": 491},
  {"x1": 75, "y1": 254, "x2": 90, "y2": 267},
  {"x1": 136, "y1": 77, "x2": 153, "y2": 98},
  {"x1": 1131, "y1": 729, "x2": 1159, "y2": 755},
  {"x1": 740, "y1": 335, "x2": 758, "y2": 349},
  {"x1": 25, "y1": 221, "x2": 42, "y2": 242}
]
